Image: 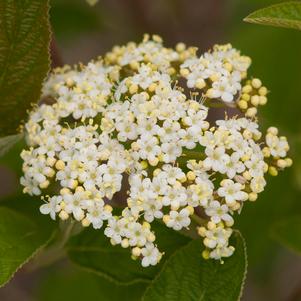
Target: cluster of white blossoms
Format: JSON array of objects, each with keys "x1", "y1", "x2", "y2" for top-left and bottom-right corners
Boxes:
[{"x1": 21, "y1": 35, "x2": 291, "y2": 266}]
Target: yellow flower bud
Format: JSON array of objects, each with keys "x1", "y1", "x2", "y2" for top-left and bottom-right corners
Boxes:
[
  {"x1": 121, "y1": 239, "x2": 129, "y2": 248},
  {"x1": 238, "y1": 100, "x2": 248, "y2": 110},
  {"x1": 82, "y1": 218, "x2": 91, "y2": 227},
  {"x1": 186, "y1": 206, "x2": 194, "y2": 215},
  {"x1": 262, "y1": 147, "x2": 271, "y2": 158},
  {"x1": 250, "y1": 95, "x2": 260, "y2": 106},
  {"x1": 267, "y1": 127, "x2": 278, "y2": 135},
  {"x1": 285, "y1": 158, "x2": 293, "y2": 167},
  {"x1": 163, "y1": 215, "x2": 170, "y2": 224},
  {"x1": 242, "y1": 93, "x2": 251, "y2": 102},
  {"x1": 59, "y1": 210, "x2": 69, "y2": 220},
  {"x1": 180, "y1": 68, "x2": 189, "y2": 77},
  {"x1": 277, "y1": 159, "x2": 287, "y2": 169},
  {"x1": 195, "y1": 78, "x2": 206, "y2": 89},
  {"x1": 242, "y1": 85, "x2": 252, "y2": 94},
  {"x1": 259, "y1": 86, "x2": 268, "y2": 96},
  {"x1": 248, "y1": 192, "x2": 258, "y2": 202},
  {"x1": 269, "y1": 166, "x2": 278, "y2": 176},
  {"x1": 187, "y1": 171, "x2": 196, "y2": 181},
  {"x1": 176, "y1": 42, "x2": 186, "y2": 52},
  {"x1": 245, "y1": 107, "x2": 257, "y2": 118},
  {"x1": 251, "y1": 78, "x2": 262, "y2": 89},
  {"x1": 148, "y1": 82, "x2": 157, "y2": 92},
  {"x1": 129, "y1": 84, "x2": 138, "y2": 94},
  {"x1": 55, "y1": 160, "x2": 65, "y2": 170},
  {"x1": 202, "y1": 249, "x2": 210, "y2": 260},
  {"x1": 39, "y1": 180, "x2": 50, "y2": 189},
  {"x1": 132, "y1": 247, "x2": 141, "y2": 257},
  {"x1": 259, "y1": 96, "x2": 267, "y2": 105},
  {"x1": 149, "y1": 158, "x2": 159, "y2": 166},
  {"x1": 207, "y1": 221, "x2": 216, "y2": 230},
  {"x1": 140, "y1": 161, "x2": 148, "y2": 169},
  {"x1": 197, "y1": 226, "x2": 206, "y2": 237}
]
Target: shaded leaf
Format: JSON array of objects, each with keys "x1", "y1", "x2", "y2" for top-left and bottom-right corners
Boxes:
[
  {"x1": 143, "y1": 232, "x2": 247, "y2": 301},
  {"x1": 37, "y1": 264, "x2": 146, "y2": 301},
  {"x1": 244, "y1": 1, "x2": 301, "y2": 31},
  {"x1": 0, "y1": 206, "x2": 55, "y2": 287},
  {"x1": 0, "y1": 133, "x2": 23, "y2": 157},
  {"x1": 0, "y1": 0, "x2": 51, "y2": 136},
  {"x1": 271, "y1": 215, "x2": 301, "y2": 255},
  {"x1": 67, "y1": 222, "x2": 191, "y2": 285}
]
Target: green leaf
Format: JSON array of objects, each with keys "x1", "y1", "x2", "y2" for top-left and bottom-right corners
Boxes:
[
  {"x1": 143, "y1": 231, "x2": 247, "y2": 301},
  {"x1": 0, "y1": 133, "x2": 23, "y2": 157},
  {"x1": 0, "y1": 0, "x2": 51, "y2": 137},
  {"x1": 0, "y1": 206, "x2": 55, "y2": 287},
  {"x1": 271, "y1": 215, "x2": 301, "y2": 255},
  {"x1": 67, "y1": 222, "x2": 191, "y2": 285},
  {"x1": 244, "y1": 1, "x2": 301, "y2": 31},
  {"x1": 37, "y1": 264, "x2": 147, "y2": 301}
]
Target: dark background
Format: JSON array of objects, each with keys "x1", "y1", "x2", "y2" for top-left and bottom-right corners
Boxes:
[{"x1": 1, "y1": 0, "x2": 301, "y2": 300}]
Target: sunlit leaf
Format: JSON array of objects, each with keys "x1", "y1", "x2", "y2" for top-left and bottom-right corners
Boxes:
[
  {"x1": 0, "y1": 206, "x2": 55, "y2": 287},
  {"x1": 143, "y1": 232, "x2": 247, "y2": 301},
  {"x1": 244, "y1": 1, "x2": 301, "y2": 31},
  {"x1": 0, "y1": 0, "x2": 51, "y2": 136},
  {"x1": 0, "y1": 133, "x2": 23, "y2": 157}
]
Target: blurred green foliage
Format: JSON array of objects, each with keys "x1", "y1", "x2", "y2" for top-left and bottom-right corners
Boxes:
[
  {"x1": 1, "y1": 0, "x2": 301, "y2": 300},
  {"x1": 37, "y1": 264, "x2": 146, "y2": 301},
  {"x1": 50, "y1": 0, "x2": 103, "y2": 40},
  {"x1": 225, "y1": 0, "x2": 301, "y2": 268}
]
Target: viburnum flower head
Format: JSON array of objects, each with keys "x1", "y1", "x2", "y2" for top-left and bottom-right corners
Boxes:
[{"x1": 21, "y1": 34, "x2": 291, "y2": 267}]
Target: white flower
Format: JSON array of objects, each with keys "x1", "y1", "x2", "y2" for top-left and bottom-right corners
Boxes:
[
  {"x1": 205, "y1": 200, "x2": 233, "y2": 224},
  {"x1": 162, "y1": 165, "x2": 185, "y2": 185},
  {"x1": 165, "y1": 208, "x2": 191, "y2": 230},
  {"x1": 127, "y1": 222, "x2": 150, "y2": 247},
  {"x1": 209, "y1": 77, "x2": 235, "y2": 103},
  {"x1": 203, "y1": 226, "x2": 233, "y2": 249},
  {"x1": 225, "y1": 152, "x2": 245, "y2": 179},
  {"x1": 63, "y1": 192, "x2": 87, "y2": 221},
  {"x1": 161, "y1": 142, "x2": 182, "y2": 163},
  {"x1": 141, "y1": 243, "x2": 161, "y2": 267},
  {"x1": 266, "y1": 133, "x2": 289, "y2": 158},
  {"x1": 162, "y1": 185, "x2": 187, "y2": 208},
  {"x1": 21, "y1": 36, "x2": 290, "y2": 266},
  {"x1": 40, "y1": 196, "x2": 62, "y2": 220},
  {"x1": 143, "y1": 198, "x2": 163, "y2": 222},
  {"x1": 137, "y1": 135, "x2": 161, "y2": 161},
  {"x1": 250, "y1": 176, "x2": 266, "y2": 193},
  {"x1": 217, "y1": 179, "x2": 248, "y2": 205},
  {"x1": 209, "y1": 245, "x2": 235, "y2": 260},
  {"x1": 203, "y1": 146, "x2": 230, "y2": 173},
  {"x1": 104, "y1": 218, "x2": 126, "y2": 244},
  {"x1": 86, "y1": 203, "x2": 111, "y2": 229}
]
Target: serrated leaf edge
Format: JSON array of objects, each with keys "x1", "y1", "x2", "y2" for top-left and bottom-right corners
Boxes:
[
  {"x1": 0, "y1": 207, "x2": 56, "y2": 288},
  {"x1": 244, "y1": 1, "x2": 301, "y2": 31},
  {"x1": 142, "y1": 231, "x2": 248, "y2": 301}
]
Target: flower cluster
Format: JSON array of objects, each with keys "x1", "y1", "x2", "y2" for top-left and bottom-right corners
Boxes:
[{"x1": 21, "y1": 35, "x2": 291, "y2": 266}]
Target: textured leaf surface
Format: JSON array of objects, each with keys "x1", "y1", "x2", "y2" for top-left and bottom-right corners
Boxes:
[
  {"x1": 244, "y1": 1, "x2": 301, "y2": 31},
  {"x1": 271, "y1": 215, "x2": 301, "y2": 255},
  {"x1": 143, "y1": 232, "x2": 247, "y2": 301},
  {"x1": 0, "y1": 206, "x2": 55, "y2": 287},
  {"x1": 0, "y1": 0, "x2": 50, "y2": 136},
  {"x1": 0, "y1": 133, "x2": 23, "y2": 157},
  {"x1": 67, "y1": 222, "x2": 190, "y2": 285}
]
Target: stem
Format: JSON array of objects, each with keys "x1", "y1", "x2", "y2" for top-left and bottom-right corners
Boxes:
[
  {"x1": 191, "y1": 213, "x2": 207, "y2": 226},
  {"x1": 27, "y1": 220, "x2": 80, "y2": 272},
  {"x1": 50, "y1": 33, "x2": 63, "y2": 68}
]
